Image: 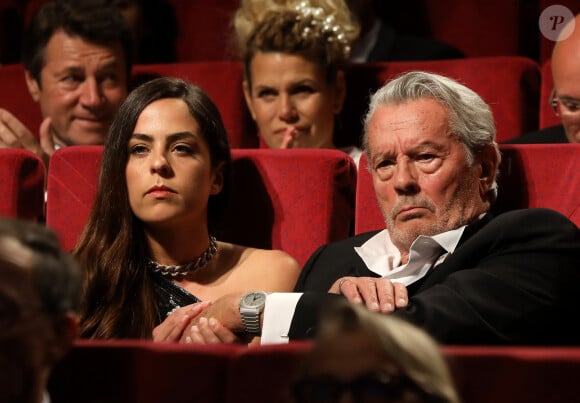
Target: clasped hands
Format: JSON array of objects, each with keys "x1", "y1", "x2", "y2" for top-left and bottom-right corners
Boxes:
[
  {"x1": 153, "y1": 293, "x2": 249, "y2": 345},
  {"x1": 152, "y1": 277, "x2": 408, "y2": 344}
]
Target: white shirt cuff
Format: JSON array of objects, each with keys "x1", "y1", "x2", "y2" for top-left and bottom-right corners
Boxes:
[{"x1": 260, "y1": 292, "x2": 303, "y2": 345}]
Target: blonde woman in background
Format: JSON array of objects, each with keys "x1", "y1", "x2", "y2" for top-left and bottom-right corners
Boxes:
[
  {"x1": 291, "y1": 299, "x2": 461, "y2": 403},
  {"x1": 234, "y1": 0, "x2": 363, "y2": 165}
]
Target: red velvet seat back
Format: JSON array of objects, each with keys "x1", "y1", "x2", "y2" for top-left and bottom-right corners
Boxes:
[
  {"x1": 219, "y1": 149, "x2": 356, "y2": 266},
  {"x1": 49, "y1": 340, "x2": 239, "y2": 403},
  {"x1": 165, "y1": 0, "x2": 240, "y2": 62},
  {"x1": 383, "y1": 0, "x2": 528, "y2": 59},
  {"x1": 493, "y1": 144, "x2": 580, "y2": 225},
  {"x1": 355, "y1": 144, "x2": 580, "y2": 234},
  {"x1": 0, "y1": 64, "x2": 42, "y2": 137},
  {"x1": 46, "y1": 147, "x2": 356, "y2": 265},
  {"x1": 444, "y1": 346, "x2": 580, "y2": 403},
  {"x1": 340, "y1": 57, "x2": 541, "y2": 148},
  {"x1": 45, "y1": 146, "x2": 102, "y2": 250},
  {"x1": 0, "y1": 148, "x2": 45, "y2": 221},
  {"x1": 48, "y1": 341, "x2": 580, "y2": 403},
  {"x1": 132, "y1": 62, "x2": 256, "y2": 148},
  {"x1": 226, "y1": 342, "x2": 313, "y2": 403}
]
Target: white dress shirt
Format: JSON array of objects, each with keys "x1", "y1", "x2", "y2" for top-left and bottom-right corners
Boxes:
[{"x1": 260, "y1": 226, "x2": 466, "y2": 344}]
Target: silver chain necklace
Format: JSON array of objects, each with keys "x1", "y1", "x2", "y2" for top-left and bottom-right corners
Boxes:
[{"x1": 147, "y1": 236, "x2": 218, "y2": 277}]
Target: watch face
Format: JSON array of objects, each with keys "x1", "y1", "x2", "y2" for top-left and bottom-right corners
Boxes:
[{"x1": 242, "y1": 292, "x2": 267, "y2": 308}]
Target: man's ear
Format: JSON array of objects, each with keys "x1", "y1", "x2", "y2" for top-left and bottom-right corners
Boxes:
[
  {"x1": 24, "y1": 70, "x2": 41, "y2": 103},
  {"x1": 242, "y1": 80, "x2": 257, "y2": 120},
  {"x1": 332, "y1": 70, "x2": 347, "y2": 114},
  {"x1": 477, "y1": 145, "x2": 499, "y2": 197},
  {"x1": 210, "y1": 162, "x2": 225, "y2": 195}
]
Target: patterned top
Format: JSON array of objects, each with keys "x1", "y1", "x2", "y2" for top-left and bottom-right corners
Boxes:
[{"x1": 151, "y1": 273, "x2": 200, "y2": 321}]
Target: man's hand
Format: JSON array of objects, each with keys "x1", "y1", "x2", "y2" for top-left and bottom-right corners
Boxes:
[
  {"x1": 329, "y1": 277, "x2": 408, "y2": 313},
  {"x1": 0, "y1": 109, "x2": 55, "y2": 165},
  {"x1": 180, "y1": 292, "x2": 247, "y2": 344}
]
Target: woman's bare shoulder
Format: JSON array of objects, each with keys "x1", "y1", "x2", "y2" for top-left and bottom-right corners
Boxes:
[
  {"x1": 241, "y1": 246, "x2": 299, "y2": 267},
  {"x1": 222, "y1": 243, "x2": 301, "y2": 290}
]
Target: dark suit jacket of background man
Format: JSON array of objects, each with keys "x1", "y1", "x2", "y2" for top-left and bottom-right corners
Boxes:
[
  {"x1": 368, "y1": 23, "x2": 464, "y2": 61},
  {"x1": 503, "y1": 125, "x2": 568, "y2": 144},
  {"x1": 291, "y1": 208, "x2": 580, "y2": 345}
]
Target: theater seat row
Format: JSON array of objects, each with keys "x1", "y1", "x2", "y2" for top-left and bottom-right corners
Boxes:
[
  {"x1": 47, "y1": 339, "x2": 580, "y2": 403},
  {"x1": 0, "y1": 56, "x2": 550, "y2": 149},
  {"x1": 1, "y1": 144, "x2": 579, "y2": 266}
]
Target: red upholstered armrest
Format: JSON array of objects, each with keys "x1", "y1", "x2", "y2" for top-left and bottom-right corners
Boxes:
[{"x1": 0, "y1": 148, "x2": 45, "y2": 221}]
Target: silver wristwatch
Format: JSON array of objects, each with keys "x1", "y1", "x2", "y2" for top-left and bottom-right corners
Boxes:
[{"x1": 239, "y1": 291, "x2": 268, "y2": 335}]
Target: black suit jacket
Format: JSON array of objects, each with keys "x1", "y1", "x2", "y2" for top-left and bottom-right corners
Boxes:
[
  {"x1": 367, "y1": 23, "x2": 464, "y2": 62},
  {"x1": 503, "y1": 125, "x2": 568, "y2": 144},
  {"x1": 290, "y1": 209, "x2": 580, "y2": 345}
]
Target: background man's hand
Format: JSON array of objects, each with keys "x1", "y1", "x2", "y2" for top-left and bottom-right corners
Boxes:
[{"x1": 0, "y1": 109, "x2": 55, "y2": 166}]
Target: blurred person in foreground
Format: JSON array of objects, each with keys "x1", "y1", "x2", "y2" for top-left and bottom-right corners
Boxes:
[
  {"x1": 0, "y1": 217, "x2": 82, "y2": 403},
  {"x1": 290, "y1": 299, "x2": 460, "y2": 403}
]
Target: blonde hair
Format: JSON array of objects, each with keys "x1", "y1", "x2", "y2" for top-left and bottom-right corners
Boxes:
[
  {"x1": 304, "y1": 300, "x2": 461, "y2": 403},
  {"x1": 234, "y1": 0, "x2": 359, "y2": 85}
]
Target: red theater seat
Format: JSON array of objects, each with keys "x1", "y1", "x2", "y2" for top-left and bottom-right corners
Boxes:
[
  {"x1": 46, "y1": 147, "x2": 356, "y2": 265},
  {"x1": 383, "y1": 0, "x2": 533, "y2": 59},
  {"x1": 340, "y1": 57, "x2": 541, "y2": 148},
  {"x1": 217, "y1": 149, "x2": 356, "y2": 266},
  {"x1": 355, "y1": 144, "x2": 580, "y2": 234},
  {"x1": 48, "y1": 341, "x2": 580, "y2": 403},
  {"x1": 45, "y1": 146, "x2": 102, "y2": 250},
  {"x1": 226, "y1": 342, "x2": 312, "y2": 403},
  {"x1": 444, "y1": 346, "x2": 580, "y2": 403},
  {"x1": 165, "y1": 0, "x2": 240, "y2": 62},
  {"x1": 0, "y1": 64, "x2": 42, "y2": 138},
  {"x1": 0, "y1": 148, "x2": 45, "y2": 222},
  {"x1": 493, "y1": 144, "x2": 580, "y2": 226},
  {"x1": 48, "y1": 340, "x2": 239, "y2": 403}
]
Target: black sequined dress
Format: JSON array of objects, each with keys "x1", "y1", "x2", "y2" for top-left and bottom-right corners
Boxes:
[{"x1": 151, "y1": 273, "x2": 201, "y2": 321}]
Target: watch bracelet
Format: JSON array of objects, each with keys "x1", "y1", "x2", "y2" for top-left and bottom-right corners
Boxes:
[{"x1": 241, "y1": 315, "x2": 261, "y2": 334}]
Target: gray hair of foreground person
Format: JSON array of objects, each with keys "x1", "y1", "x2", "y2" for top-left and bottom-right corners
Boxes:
[
  {"x1": 294, "y1": 300, "x2": 461, "y2": 403},
  {"x1": 0, "y1": 217, "x2": 82, "y2": 403},
  {"x1": 362, "y1": 71, "x2": 501, "y2": 202}
]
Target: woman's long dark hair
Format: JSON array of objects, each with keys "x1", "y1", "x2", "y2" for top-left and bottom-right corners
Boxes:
[{"x1": 76, "y1": 77, "x2": 231, "y2": 339}]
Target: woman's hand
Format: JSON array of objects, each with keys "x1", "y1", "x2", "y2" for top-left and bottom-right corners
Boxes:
[
  {"x1": 181, "y1": 316, "x2": 241, "y2": 344},
  {"x1": 152, "y1": 300, "x2": 212, "y2": 342}
]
